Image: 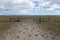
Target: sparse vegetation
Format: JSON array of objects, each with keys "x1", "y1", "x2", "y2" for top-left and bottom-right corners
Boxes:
[
  {"x1": 0, "y1": 16, "x2": 60, "y2": 37},
  {"x1": 38, "y1": 21, "x2": 60, "y2": 34},
  {"x1": 0, "y1": 22, "x2": 14, "y2": 36}
]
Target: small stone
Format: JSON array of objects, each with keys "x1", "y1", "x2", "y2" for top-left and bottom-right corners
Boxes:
[
  {"x1": 33, "y1": 27, "x2": 35, "y2": 29},
  {"x1": 35, "y1": 34, "x2": 38, "y2": 36},
  {"x1": 45, "y1": 36, "x2": 48, "y2": 38},
  {"x1": 23, "y1": 32, "x2": 25, "y2": 34},
  {"x1": 25, "y1": 28, "x2": 28, "y2": 30},
  {"x1": 37, "y1": 31, "x2": 39, "y2": 32},
  {"x1": 49, "y1": 32, "x2": 52, "y2": 34},
  {"x1": 17, "y1": 36, "x2": 19, "y2": 38},
  {"x1": 18, "y1": 31, "x2": 21, "y2": 33},
  {"x1": 56, "y1": 33, "x2": 59, "y2": 36},
  {"x1": 52, "y1": 37, "x2": 55, "y2": 39},
  {"x1": 28, "y1": 35, "x2": 32, "y2": 37},
  {"x1": 41, "y1": 34, "x2": 44, "y2": 37}
]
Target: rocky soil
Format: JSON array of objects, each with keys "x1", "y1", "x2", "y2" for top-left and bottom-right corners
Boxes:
[{"x1": 0, "y1": 19, "x2": 60, "y2": 40}]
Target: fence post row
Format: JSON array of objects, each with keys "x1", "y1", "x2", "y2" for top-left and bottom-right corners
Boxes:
[
  {"x1": 10, "y1": 18, "x2": 21, "y2": 22},
  {"x1": 9, "y1": 17, "x2": 60, "y2": 22}
]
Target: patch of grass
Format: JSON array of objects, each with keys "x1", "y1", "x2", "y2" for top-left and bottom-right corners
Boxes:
[
  {"x1": 0, "y1": 22, "x2": 14, "y2": 36},
  {"x1": 47, "y1": 22, "x2": 60, "y2": 33},
  {"x1": 38, "y1": 22, "x2": 60, "y2": 34}
]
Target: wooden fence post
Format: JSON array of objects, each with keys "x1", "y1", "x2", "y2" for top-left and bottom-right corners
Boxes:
[
  {"x1": 48, "y1": 16, "x2": 50, "y2": 22},
  {"x1": 10, "y1": 18, "x2": 11, "y2": 22},
  {"x1": 39, "y1": 17, "x2": 41, "y2": 22}
]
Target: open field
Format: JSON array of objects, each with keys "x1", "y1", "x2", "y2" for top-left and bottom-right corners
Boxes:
[
  {"x1": 0, "y1": 17, "x2": 60, "y2": 40},
  {"x1": 0, "y1": 22, "x2": 15, "y2": 36},
  {"x1": 0, "y1": 16, "x2": 60, "y2": 22},
  {"x1": 38, "y1": 22, "x2": 60, "y2": 34},
  {"x1": 0, "y1": 16, "x2": 60, "y2": 36}
]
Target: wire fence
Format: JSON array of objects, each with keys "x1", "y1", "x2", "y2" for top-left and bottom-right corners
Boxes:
[{"x1": 0, "y1": 16, "x2": 60, "y2": 22}]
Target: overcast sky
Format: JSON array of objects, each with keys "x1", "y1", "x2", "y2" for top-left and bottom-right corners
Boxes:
[{"x1": 0, "y1": 0, "x2": 60, "y2": 15}]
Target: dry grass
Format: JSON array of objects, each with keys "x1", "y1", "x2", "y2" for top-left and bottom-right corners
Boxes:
[
  {"x1": 0, "y1": 22, "x2": 14, "y2": 36},
  {"x1": 0, "y1": 16, "x2": 60, "y2": 36},
  {"x1": 38, "y1": 22, "x2": 60, "y2": 34}
]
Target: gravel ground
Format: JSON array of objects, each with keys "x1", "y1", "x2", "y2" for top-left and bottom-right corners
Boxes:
[{"x1": 0, "y1": 20, "x2": 60, "y2": 40}]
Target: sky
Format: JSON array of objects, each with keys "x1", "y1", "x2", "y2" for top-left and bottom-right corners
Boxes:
[{"x1": 0, "y1": 0, "x2": 60, "y2": 15}]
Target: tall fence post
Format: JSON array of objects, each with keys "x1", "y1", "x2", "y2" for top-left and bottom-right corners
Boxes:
[
  {"x1": 48, "y1": 16, "x2": 50, "y2": 22},
  {"x1": 10, "y1": 18, "x2": 11, "y2": 22},
  {"x1": 39, "y1": 17, "x2": 41, "y2": 22}
]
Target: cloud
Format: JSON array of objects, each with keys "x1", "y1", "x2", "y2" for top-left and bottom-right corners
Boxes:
[
  {"x1": 40, "y1": 0, "x2": 60, "y2": 11},
  {"x1": 0, "y1": 0, "x2": 34, "y2": 11},
  {"x1": 0, "y1": 0, "x2": 35, "y2": 15},
  {"x1": 0, "y1": 0, "x2": 60, "y2": 15}
]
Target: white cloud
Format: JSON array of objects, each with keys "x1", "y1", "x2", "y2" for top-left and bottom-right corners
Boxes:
[
  {"x1": 0, "y1": 0, "x2": 34, "y2": 11},
  {"x1": 40, "y1": 0, "x2": 60, "y2": 11},
  {"x1": 0, "y1": 0, "x2": 41, "y2": 15},
  {"x1": 0, "y1": 0, "x2": 36, "y2": 15}
]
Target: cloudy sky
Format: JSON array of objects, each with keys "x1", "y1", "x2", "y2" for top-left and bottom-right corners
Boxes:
[{"x1": 0, "y1": 0, "x2": 60, "y2": 15}]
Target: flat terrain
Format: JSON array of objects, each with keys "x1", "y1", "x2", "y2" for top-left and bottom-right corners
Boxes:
[
  {"x1": 0, "y1": 22, "x2": 14, "y2": 36},
  {"x1": 38, "y1": 22, "x2": 60, "y2": 34},
  {"x1": 0, "y1": 19, "x2": 60, "y2": 40},
  {"x1": 0, "y1": 16, "x2": 60, "y2": 40}
]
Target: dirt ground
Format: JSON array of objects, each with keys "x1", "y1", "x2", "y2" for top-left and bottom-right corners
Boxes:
[{"x1": 0, "y1": 19, "x2": 60, "y2": 40}]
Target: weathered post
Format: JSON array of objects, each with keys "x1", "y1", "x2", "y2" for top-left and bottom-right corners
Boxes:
[
  {"x1": 10, "y1": 18, "x2": 11, "y2": 22},
  {"x1": 17, "y1": 18, "x2": 20, "y2": 22},
  {"x1": 39, "y1": 17, "x2": 41, "y2": 22},
  {"x1": 48, "y1": 16, "x2": 50, "y2": 22}
]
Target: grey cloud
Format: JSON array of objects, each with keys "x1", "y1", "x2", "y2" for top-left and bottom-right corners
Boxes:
[
  {"x1": 1, "y1": 1, "x2": 34, "y2": 15},
  {"x1": 40, "y1": 0, "x2": 60, "y2": 10},
  {"x1": 0, "y1": 0, "x2": 35, "y2": 15},
  {"x1": 0, "y1": 0, "x2": 34, "y2": 11},
  {"x1": 44, "y1": 0, "x2": 60, "y2": 5}
]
